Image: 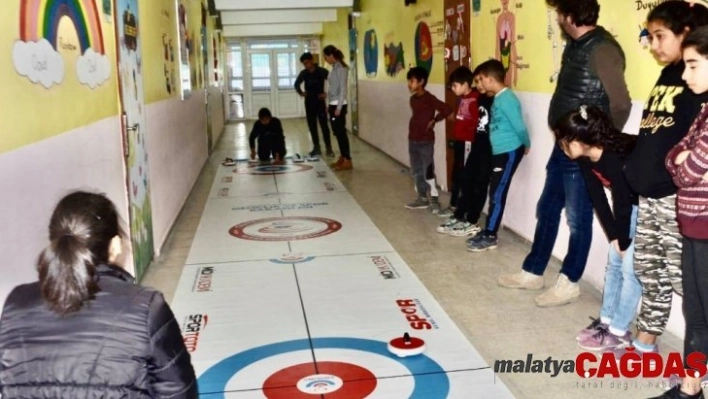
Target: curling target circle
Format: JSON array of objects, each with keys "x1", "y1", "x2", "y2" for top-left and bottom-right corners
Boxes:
[
  {"x1": 234, "y1": 164, "x2": 314, "y2": 175},
  {"x1": 229, "y1": 217, "x2": 342, "y2": 241},
  {"x1": 197, "y1": 337, "x2": 449, "y2": 399},
  {"x1": 262, "y1": 362, "x2": 376, "y2": 398}
]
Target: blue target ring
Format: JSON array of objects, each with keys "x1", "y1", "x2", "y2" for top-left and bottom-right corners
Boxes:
[{"x1": 197, "y1": 337, "x2": 449, "y2": 398}]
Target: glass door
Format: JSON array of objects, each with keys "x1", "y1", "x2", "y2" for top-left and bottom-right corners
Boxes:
[
  {"x1": 274, "y1": 50, "x2": 300, "y2": 118},
  {"x1": 249, "y1": 51, "x2": 273, "y2": 118},
  {"x1": 227, "y1": 43, "x2": 245, "y2": 120}
]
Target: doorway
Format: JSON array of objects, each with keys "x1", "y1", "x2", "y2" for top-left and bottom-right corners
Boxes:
[{"x1": 248, "y1": 48, "x2": 300, "y2": 118}]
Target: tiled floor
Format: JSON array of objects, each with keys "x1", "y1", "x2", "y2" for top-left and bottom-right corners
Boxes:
[{"x1": 143, "y1": 119, "x2": 686, "y2": 399}]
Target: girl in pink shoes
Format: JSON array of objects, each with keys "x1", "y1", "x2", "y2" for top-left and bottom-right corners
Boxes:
[{"x1": 553, "y1": 106, "x2": 641, "y2": 352}]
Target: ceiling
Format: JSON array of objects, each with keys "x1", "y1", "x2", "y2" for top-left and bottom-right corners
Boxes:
[{"x1": 212, "y1": 0, "x2": 354, "y2": 38}]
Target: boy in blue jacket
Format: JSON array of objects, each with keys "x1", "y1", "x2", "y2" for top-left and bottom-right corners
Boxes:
[{"x1": 467, "y1": 59, "x2": 530, "y2": 252}]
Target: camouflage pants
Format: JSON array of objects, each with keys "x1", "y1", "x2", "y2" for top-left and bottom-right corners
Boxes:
[{"x1": 634, "y1": 195, "x2": 683, "y2": 335}]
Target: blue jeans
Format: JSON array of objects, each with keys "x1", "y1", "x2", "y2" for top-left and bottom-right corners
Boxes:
[
  {"x1": 522, "y1": 145, "x2": 594, "y2": 282},
  {"x1": 601, "y1": 205, "x2": 641, "y2": 335}
]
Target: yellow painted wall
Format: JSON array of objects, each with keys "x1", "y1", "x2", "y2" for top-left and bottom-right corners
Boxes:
[
  {"x1": 140, "y1": 0, "x2": 179, "y2": 103},
  {"x1": 470, "y1": 0, "x2": 665, "y2": 101},
  {"x1": 344, "y1": 0, "x2": 446, "y2": 85},
  {"x1": 333, "y1": 0, "x2": 701, "y2": 101},
  {"x1": 0, "y1": 0, "x2": 119, "y2": 154},
  {"x1": 322, "y1": 8, "x2": 352, "y2": 62}
]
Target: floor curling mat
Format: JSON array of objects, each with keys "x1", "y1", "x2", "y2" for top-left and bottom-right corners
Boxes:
[{"x1": 170, "y1": 159, "x2": 514, "y2": 398}]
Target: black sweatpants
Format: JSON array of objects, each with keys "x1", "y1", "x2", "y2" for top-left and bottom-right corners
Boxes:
[
  {"x1": 328, "y1": 104, "x2": 350, "y2": 159},
  {"x1": 305, "y1": 99, "x2": 331, "y2": 150},
  {"x1": 682, "y1": 236, "x2": 708, "y2": 368},
  {"x1": 454, "y1": 135, "x2": 492, "y2": 224},
  {"x1": 450, "y1": 140, "x2": 472, "y2": 208},
  {"x1": 257, "y1": 135, "x2": 286, "y2": 161},
  {"x1": 485, "y1": 145, "x2": 524, "y2": 235}
]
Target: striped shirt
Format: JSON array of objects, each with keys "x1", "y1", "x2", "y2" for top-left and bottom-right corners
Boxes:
[{"x1": 665, "y1": 104, "x2": 708, "y2": 239}]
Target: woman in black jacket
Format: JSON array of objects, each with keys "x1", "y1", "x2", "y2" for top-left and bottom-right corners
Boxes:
[{"x1": 0, "y1": 191, "x2": 197, "y2": 398}]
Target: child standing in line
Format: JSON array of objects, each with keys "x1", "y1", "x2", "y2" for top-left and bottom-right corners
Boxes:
[
  {"x1": 656, "y1": 26, "x2": 708, "y2": 399},
  {"x1": 554, "y1": 106, "x2": 642, "y2": 352},
  {"x1": 467, "y1": 59, "x2": 530, "y2": 252},
  {"x1": 438, "y1": 66, "x2": 493, "y2": 237},
  {"x1": 404, "y1": 67, "x2": 453, "y2": 212},
  {"x1": 249, "y1": 108, "x2": 286, "y2": 164},
  {"x1": 619, "y1": 1, "x2": 708, "y2": 361}
]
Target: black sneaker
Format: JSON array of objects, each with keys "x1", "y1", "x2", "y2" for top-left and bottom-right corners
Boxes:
[
  {"x1": 309, "y1": 148, "x2": 321, "y2": 157},
  {"x1": 326, "y1": 148, "x2": 336, "y2": 158}
]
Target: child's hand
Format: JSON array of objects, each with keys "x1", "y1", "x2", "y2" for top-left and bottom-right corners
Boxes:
[
  {"x1": 675, "y1": 150, "x2": 691, "y2": 165},
  {"x1": 524, "y1": 147, "x2": 530, "y2": 155},
  {"x1": 427, "y1": 120, "x2": 436, "y2": 131},
  {"x1": 250, "y1": 149, "x2": 256, "y2": 160}
]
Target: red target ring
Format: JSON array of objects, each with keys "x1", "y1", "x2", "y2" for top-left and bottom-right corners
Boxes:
[
  {"x1": 389, "y1": 336, "x2": 425, "y2": 350},
  {"x1": 263, "y1": 361, "x2": 376, "y2": 398}
]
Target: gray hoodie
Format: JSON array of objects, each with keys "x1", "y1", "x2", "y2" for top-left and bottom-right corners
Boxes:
[{"x1": 327, "y1": 61, "x2": 348, "y2": 112}]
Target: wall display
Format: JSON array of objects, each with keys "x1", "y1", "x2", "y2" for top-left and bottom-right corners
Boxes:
[
  {"x1": 363, "y1": 29, "x2": 378, "y2": 77},
  {"x1": 14, "y1": 0, "x2": 111, "y2": 89}
]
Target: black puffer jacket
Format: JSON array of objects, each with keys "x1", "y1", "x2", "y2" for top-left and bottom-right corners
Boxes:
[
  {"x1": 548, "y1": 26, "x2": 624, "y2": 127},
  {"x1": 0, "y1": 264, "x2": 197, "y2": 398}
]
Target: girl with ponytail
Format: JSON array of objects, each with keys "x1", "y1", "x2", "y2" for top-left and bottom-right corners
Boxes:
[
  {"x1": 323, "y1": 44, "x2": 353, "y2": 170},
  {"x1": 0, "y1": 191, "x2": 197, "y2": 398},
  {"x1": 554, "y1": 106, "x2": 643, "y2": 352}
]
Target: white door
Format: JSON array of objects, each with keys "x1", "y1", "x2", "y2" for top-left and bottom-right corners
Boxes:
[
  {"x1": 247, "y1": 49, "x2": 300, "y2": 118},
  {"x1": 274, "y1": 50, "x2": 300, "y2": 118},
  {"x1": 249, "y1": 51, "x2": 272, "y2": 117},
  {"x1": 115, "y1": 0, "x2": 154, "y2": 280}
]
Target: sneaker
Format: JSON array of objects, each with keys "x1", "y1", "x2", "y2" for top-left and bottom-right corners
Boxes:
[
  {"x1": 326, "y1": 148, "x2": 336, "y2": 158},
  {"x1": 449, "y1": 222, "x2": 481, "y2": 237},
  {"x1": 466, "y1": 230, "x2": 486, "y2": 245},
  {"x1": 497, "y1": 270, "x2": 545, "y2": 290},
  {"x1": 467, "y1": 234, "x2": 498, "y2": 252},
  {"x1": 612, "y1": 344, "x2": 660, "y2": 368},
  {"x1": 437, "y1": 207, "x2": 454, "y2": 218},
  {"x1": 576, "y1": 317, "x2": 608, "y2": 341},
  {"x1": 534, "y1": 274, "x2": 579, "y2": 307},
  {"x1": 577, "y1": 328, "x2": 631, "y2": 351},
  {"x1": 309, "y1": 148, "x2": 321, "y2": 157},
  {"x1": 649, "y1": 386, "x2": 703, "y2": 399},
  {"x1": 437, "y1": 218, "x2": 459, "y2": 234},
  {"x1": 334, "y1": 158, "x2": 352, "y2": 171},
  {"x1": 405, "y1": 197, "x2": 430, "y2": 209},
  {"x1": 429, "y1": 198, "x2": 442, "y2": 214}
]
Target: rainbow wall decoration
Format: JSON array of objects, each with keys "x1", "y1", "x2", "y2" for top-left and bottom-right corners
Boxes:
[
  {"x1": 20, "y1": 0, "x2": 105, "y2": 55},
  {"x1": 13, "y1": 0, "x2": 111, "y2": 89}
]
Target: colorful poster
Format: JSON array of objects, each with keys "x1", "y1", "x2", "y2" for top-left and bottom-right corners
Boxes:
[
  {"x1": 415, "y1": 22, "x2": 433, "y2": 73},
  {"x1": 496, "y1": 0, "x2": 518, "y2": 87},
  {"x1": 363, "y1": 29, "x2": 378, "y2": 77},
  {"x1": 116, "y1": 0, "x2": 155, "y2": 280},
  {"x1": 384, "y1": 42, "x2": 405, "y2": 77},
  {"x1": 13, "y1": 0, "x2": 111, "y2": 89},
  {"x1": 177, "y1": 0, "x2": 192, "y2": 98}
]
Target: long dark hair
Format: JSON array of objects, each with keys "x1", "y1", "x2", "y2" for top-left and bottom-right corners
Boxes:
[
  {"x1": 323, "y1": 45, "x2": 348, "y2": 68},
  {"x1": 553, "y1": 106, "x2": 637, "y2": 156},
  {"x1": 38, "y1": 192, "x2": 123, "y2": 315},
  {"x1": 647, "y1": 1, "x2": 708, "y2": 35}
]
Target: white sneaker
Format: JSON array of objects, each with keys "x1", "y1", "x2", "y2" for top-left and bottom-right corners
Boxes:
[
  {"x1": 449, "y1": 222, "x2": 481, "y2": 237},
  {"x1": 436, "y1": 218, "x2": 458, "y2": 234},
  {"x1": 497, "y1": 270, "x2": 544, "y2": 290},
  {"x1": 534, "y1": 274, "x2": 579, "y2": 307}
]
